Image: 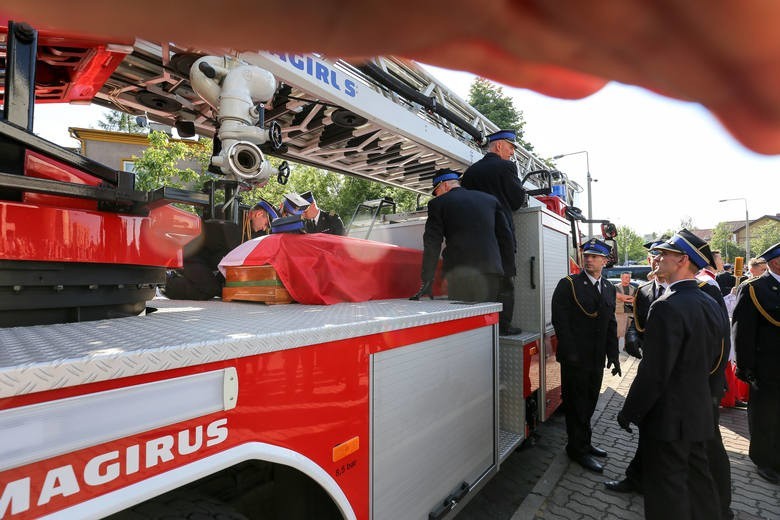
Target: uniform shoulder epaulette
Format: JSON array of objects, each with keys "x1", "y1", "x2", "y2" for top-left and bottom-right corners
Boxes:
[
  {"x1": 698, "y1": 280, "x2": 708, "y2": 288},
  {"x1": 739, "y1": 276, "x2": 760, "y2": 288},
  {"x1": 638, "y1": 280, "x2": 654, "y2": 291}
]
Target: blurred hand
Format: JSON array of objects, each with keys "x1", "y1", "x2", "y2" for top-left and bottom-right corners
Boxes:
[
  {"x1": 617, "y1": 411, "x2": 633, "y2": 434},
  {"x1": 607, "y1": 356, "x2": 622, "y2": 377}
]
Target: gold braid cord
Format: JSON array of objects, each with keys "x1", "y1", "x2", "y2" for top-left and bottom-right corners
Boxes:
[
  {"x1": 749, "y1": 284, "x2": 780, "y2": 327},
  {"x1": 710, "y1": 339, "x2": 725, "y2": 375},
  {"x1": 566, "y1": 276, "x2": 598, "y2": 318}
]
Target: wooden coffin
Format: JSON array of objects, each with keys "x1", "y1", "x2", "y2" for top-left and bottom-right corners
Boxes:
[{"x1": 222, "y1": 265, "x2": 294, "y2": 304}]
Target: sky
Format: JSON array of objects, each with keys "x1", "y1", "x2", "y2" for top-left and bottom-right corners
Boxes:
[{"x1": 33, "y1": 67, "x2": 779, "y2": 238}]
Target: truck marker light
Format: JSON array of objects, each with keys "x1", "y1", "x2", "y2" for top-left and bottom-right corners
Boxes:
[
  {"x1": 332, "y1": 436, "x2": 360, "y2": 462},
  {"x1": 0, "y1": 368, "x2": 238, "y2": 473}
]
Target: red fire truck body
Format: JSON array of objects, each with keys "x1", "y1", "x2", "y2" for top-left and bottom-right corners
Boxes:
[{"x1": 0, "y1": 19, "x2": 604, "y2": 520}]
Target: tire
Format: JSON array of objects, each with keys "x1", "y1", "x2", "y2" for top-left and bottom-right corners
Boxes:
[{"x1": 106, "y1": 492, "x2": 249, "y2": 520}]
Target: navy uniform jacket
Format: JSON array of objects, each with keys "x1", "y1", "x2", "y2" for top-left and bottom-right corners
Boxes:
[
  {"x1": 461, "y1": 152, "x2": 526, "y2": 233},
  {"x1": 622, "y1": 280, "x2": 728, "y2": 441},
  {"x1": 421, "y1": 187, "x2": 515, "y2": 282},
  {"x1": 306, "y1": 211, "x2": 345, "y2": 236},
  {"x1": 551, "y1": 271, "x2": 619, "y2": 370},
  {"x1": 733, "y1": 271, "x2": 780, "y2": 384},
  {"x1": 632, "y1": 280, "x2": 663, "y2": 335}
]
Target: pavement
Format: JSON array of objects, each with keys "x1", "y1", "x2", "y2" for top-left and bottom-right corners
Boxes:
[{"x1": 456, "y1": 350, "x2": 780, "y2": 520}]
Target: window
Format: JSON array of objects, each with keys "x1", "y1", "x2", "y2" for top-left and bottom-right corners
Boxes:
[{"x1": 121, "y1": 160, "x2": 136, "y2": 173}]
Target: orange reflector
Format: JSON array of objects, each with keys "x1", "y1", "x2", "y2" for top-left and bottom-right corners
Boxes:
[{"x1": 332, "y1": 436, "x2": 360, "y2": 462}]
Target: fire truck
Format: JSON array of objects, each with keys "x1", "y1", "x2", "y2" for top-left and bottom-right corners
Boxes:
[{"x1": 0, "y1": 20, "x2": 617, "y2": 520}]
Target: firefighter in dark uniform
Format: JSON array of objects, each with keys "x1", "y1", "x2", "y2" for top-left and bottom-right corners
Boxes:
[
  {"x1": 551, "y1": 238, "x2": 620, "y2": 474},
  {"x1": 300, "y1": 191, "x2": 345, "y2": 236},
  {"x1": 734, "y1": 242, "x2": 780, "y2": 484},
  {"x1": 247, "y1": 198, "x2": 278, "y2": 239},
  {"x1": 604, "y1": 238, "x2": 668, "y2": 492},
  {"x1": 618, "y1": 232, "x2": 728, "y2": 520},
  {"x1": 411, "y1": 170, "x2": 515, "y2": 319},
  {"x1": 607, "y1": 231, "x2": 733, "y2": 519},
  {"x1": 461, "y1": 129, "x2": 526, "y2": 335}
]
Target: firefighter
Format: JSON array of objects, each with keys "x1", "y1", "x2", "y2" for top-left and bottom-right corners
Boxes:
[
  {"x1": 300, "y1": 191, "x2": 346, "y2": 236},
  {"x1": 617, "y1": 232, "x2": 729, "y2": 520},
  {"x1": 551, "y1": 238, "x2": 619, "y2": 474},
  {"x1": 733, "y1": 242, "x2": 780, "y2": 484},
  {"x1": 411, "y1": 169, "x2": 515, "y2": 331},
  {"x1": 247, "y1": 198, "x2": 279, "y2": 239},
  {"x1": 461, "y1": 129, "x2": 526, "y2": 336}
]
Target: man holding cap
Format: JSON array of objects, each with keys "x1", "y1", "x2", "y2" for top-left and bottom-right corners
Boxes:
[
  {"x1": 461, "y1": 129, "x2": 527, "y2": 334},
  {"x1": 733, "y1": 242, "x2": 780, "y2": 484},
  {"x1": 551, "y1": 238, "x2": 619, "y2": 474},
  {"x1": 618, "y1": 231, "x2": 729, "y2": 520},
  {"x1": 412, "y1": 169, "x2": 516, "y2": 334},
  {"x1": 300, "y1": 191, "x2": 345, "y2": 236}
]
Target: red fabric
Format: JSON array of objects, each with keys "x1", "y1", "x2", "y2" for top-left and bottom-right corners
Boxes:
[
  {"x1": 721, "y1": 361, "x2": 750, "y2": 407},
  {"x1": 220, "y1": 234, "x2": 443, "y2": 305}
]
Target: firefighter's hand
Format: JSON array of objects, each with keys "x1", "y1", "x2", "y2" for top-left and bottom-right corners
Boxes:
[
  {"x1": 410, "y1": 280, "x2": 434, "y2": 300},
  {"x1": 617, "y1": 411, "x2": 633, "y2": 434},
  {"x1": 736, "y1": 367, "x2": 759, "y2": 391},
  {"x1": 607, "y1": 356, "x2": 622, "y2": 377}
]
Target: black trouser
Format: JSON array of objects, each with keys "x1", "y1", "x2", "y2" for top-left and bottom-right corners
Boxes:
[
  {"x1": 747, "y1": 382, "x2": 780, "y2": 470},
  {"x1": 642, "y1": 437, "x2": 720, "y2": 520},
  {"x1": 707, "y1": 403, "x2": 732, "y2": 519},
  {"x1": 497, "y1": 276, "x2": 515, "y2": 330},
  {"x1": 560, "y1": 363, "x2": 603, "y2": 458},
  {"x1": 627, "y1": 403, "x2": 731, "y2": 510},
  {"x1": 446, "y1": 271, "x2": 501, "y2": 304}
]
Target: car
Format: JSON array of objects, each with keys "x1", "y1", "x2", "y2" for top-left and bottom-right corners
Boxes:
[{"x1": 604, "y1": 265, "x2": 652, "y2": 285}]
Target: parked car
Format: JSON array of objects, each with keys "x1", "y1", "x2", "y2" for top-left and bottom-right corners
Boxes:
[{"x1": 604, "y1": 265, "x2": 652, "y2": 286}]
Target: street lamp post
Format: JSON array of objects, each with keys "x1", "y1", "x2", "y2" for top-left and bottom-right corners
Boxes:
[
  {"x1": 719, "y1": 198, "x2": 750, "y2": 262},
  {"x1": 553, "y1": 151, "x2": 595, "y2": 237}
]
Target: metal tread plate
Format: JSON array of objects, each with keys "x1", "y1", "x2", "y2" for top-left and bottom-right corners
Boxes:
[
  {"x1": 0, "y1": 298, "x2": 500, "y2": 398},
  {"x1": 499, "y1": 429, "x2": 524, "y2": 462}
]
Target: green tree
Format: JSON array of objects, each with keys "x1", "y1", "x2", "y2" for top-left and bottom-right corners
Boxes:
[
  {"x1": 98, "y1": 110, "x2": 144, "y2": 133},
  {"x1": 468, "y1": 77, "x2": 533, "y2": 151},
  {"x1": 750, "y1": 221, "x2": 780, "y2": 258},
  {"x1": 132, "y1": 131, "x2": 212, "y2": 191},
  {"x1": 614, "y1": 225, "x2": 647, "y2": 264},
  {"x1": 710, "y1": 221, "x2": 745, "y2": 262}
]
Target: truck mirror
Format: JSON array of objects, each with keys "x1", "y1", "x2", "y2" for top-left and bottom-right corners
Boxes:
[
  {"x1": 601, "y1": 222, "x2": 617, "y2": 239},
  {"x1": 605, "y1": 239, "x2": 619, "y2": 267}
]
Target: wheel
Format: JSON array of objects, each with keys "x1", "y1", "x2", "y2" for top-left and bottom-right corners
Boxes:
[{"x1": 106, "y1": 492, "x2": 249, "y2": 520}]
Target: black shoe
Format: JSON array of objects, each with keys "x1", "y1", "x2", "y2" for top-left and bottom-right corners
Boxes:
[
  {"x1": 572, "y1": 454, "x2": 604, "y2": 473},
  {"x1": 757, "y1": 466, "x2": 780, "y2": 484},
  {"x1": 604, "y1": 478, "x2": 639, "y2": 493},
  {"x1": 589, "y1": 445, "x2": 607, "y2": 457},
  {"x1": 734, "y1": 400, "x2": 748, "y2": 409},
  {"x1": 499, "y1": 326, "x2": 522, "y2": 336}
]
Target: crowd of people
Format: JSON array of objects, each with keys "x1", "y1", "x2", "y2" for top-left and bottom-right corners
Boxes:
[{"x1": 412, "y1": 136, "x2": 778, "y2": 519}]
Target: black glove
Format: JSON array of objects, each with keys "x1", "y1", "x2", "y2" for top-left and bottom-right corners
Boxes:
[
  {"x1": 607, "y1": 356, "x2": 622, "y2": 377},
  {"x1": 617, "y1": 411, "x2": 633, "y2": 434},
  {"x1": 624, "y1": 320, "x2": 642, "y2": 359},
  {"x1": 736, "y1": 367, "x2": 760, "y2": 391},
  {"x1": 410, "y1": 280, "x2": 434, "y2": 300}
]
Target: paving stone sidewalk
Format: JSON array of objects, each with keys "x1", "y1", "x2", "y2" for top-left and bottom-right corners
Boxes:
[{"x1": 526, "y1": 352, "x2": 780, "y2": 520}]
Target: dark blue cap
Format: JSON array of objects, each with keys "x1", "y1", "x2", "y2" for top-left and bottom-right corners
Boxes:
[
  {"x1": 252, "y1": 198, "x2": 279, "y2": 220},
  {"x1": 759, "y1": 241, "x2": 780, "y2": 262},
  {"x1": 431, "y1": 169, "x2": 460, "y2": 193},
  {"x1": 581, "y1": 238, "x2": 611, "y2": 257},
  {"x1": 652, "y1": 228, "x2": 711, "y2": 269},
  {"x1": 300, "y1": 191, "x2": 315, "y2": 204},
  {"x1": 486, "y1": 130, "x2": 518, "y2": 147}
]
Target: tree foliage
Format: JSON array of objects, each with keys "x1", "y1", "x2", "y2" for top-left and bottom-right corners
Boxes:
[
  {"x1": 710, "y1": 221, "x2": 744, "y2": 262},
  {"x1": 614, "y1": 225, "x2": 647, "y2": 264},
  {"x1": 751, "y1": 221, "x2": 780, "y2": 258},
  {"x1": 132, "y1": 131, "x2": 212, "y2": 191},
  {"x1": 97, "y1": 110, "x2": 144, "y2": 133},
  {"x1": 131, "y1": 130, "x2": 422, "y2": 225},
  {"x1": 468, "y1": 78, "x2": 533, "y2": 151}
]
